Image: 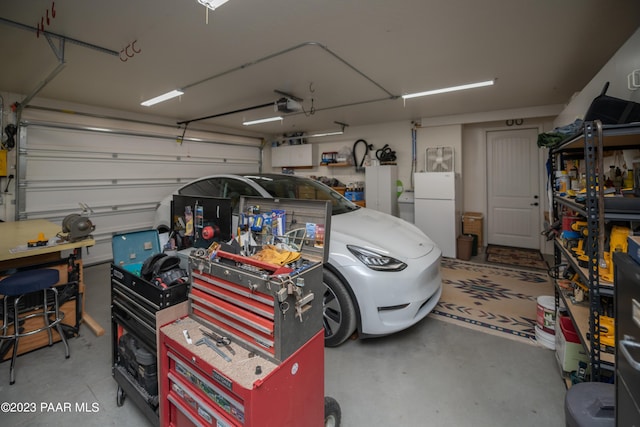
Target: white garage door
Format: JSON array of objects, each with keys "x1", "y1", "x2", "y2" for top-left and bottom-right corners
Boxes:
[{"x1": 17, "y1": 108, "x2": 262, "y2": 265}]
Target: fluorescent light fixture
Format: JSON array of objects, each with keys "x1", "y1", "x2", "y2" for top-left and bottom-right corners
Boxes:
[
  {"x1": 141, "y1": 89, "x2": 184, "y2": 107},
  {"x1": 197, "y1": 0, "x2": 230, "y2": 10},
  {"x1": 310, "y1": 131, "x2": 344, "y2": 137},
  {"x1": 402, "y1": 79, "x2": 495, "y2": 99},
  {"x1": 242, "y1": 116, "x2": 283, "y2": 126},
  {"x1": 310, "y1": 121, "x2": 348, "y2": 137}
]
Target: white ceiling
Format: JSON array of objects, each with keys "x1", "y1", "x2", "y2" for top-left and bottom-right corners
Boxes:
[{"x1": 1, "y1": 0, "x2": 639, "y2": 138}]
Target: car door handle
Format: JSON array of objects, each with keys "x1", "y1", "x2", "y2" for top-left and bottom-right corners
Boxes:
[{"x1": 530, "y1": 202, "x2": 539, "y2": 206}]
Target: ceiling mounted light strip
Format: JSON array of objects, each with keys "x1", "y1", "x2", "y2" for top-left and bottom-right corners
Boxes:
[
  {"x1": 310, "y1": 131, "x2": 344, "y2": 137},
  {"x1": 402, "y1": 79, "x2": 495, "y2": 99},
  {"x1": 243, "y1": 116, "x2": 283, "y2": 126},
  {"x1": 310, "y1": 121, "x2": 348, "y2": 137},
  {"x1": 141, "y1": 89, "x2": 184, "y2": 107}
]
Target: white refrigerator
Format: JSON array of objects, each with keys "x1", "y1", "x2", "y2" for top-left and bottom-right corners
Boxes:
[{"x1": 414, "y1": 172, "x2": 461, "y2": 258}]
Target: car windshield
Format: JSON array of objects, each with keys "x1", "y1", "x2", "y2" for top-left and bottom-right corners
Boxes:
[{"x1": 244, "y1": 174, "x2": 359, "y2": 215}]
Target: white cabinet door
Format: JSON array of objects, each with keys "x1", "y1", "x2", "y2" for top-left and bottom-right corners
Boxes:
[
  {"x1": 272, "y1": 145, "x2": 313, "y2": 167},
  {"x1": 365, "y1": 165, "x2": 398, "y2": 216}
]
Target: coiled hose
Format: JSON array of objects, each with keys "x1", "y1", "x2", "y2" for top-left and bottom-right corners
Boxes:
[{"x1": 352, "y1": 139, "x2": 373, "y2": 172}]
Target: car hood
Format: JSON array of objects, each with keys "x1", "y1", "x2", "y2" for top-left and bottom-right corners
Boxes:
[{"x1": 331, "y1": 208, "x2": 437, "y2": 259}]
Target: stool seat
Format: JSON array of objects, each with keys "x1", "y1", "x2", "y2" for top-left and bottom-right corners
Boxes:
[
  {"x1": 0, "y1": 269, "x2": 60, "y2": 296},
  {"x1": 0, "y1": 268, "x2": 70, "y2": 385}
]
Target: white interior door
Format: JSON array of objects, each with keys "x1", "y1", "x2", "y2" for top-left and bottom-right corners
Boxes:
[{"x1": 486, "y1": 128, "x2": 540, "y2": 249}]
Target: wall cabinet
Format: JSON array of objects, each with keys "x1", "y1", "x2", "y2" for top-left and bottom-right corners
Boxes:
[
  {"x1": 271, "y1": 144, "x2": 313, "y2": 167},
  {"x1": 550, "y1": 121, "x2": 640, "y2": 382}
]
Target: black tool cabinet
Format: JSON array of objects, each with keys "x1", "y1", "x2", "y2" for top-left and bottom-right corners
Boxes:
[
  {"x1": 614, "y1": 252, "x2": 640, "y2": 425},
  {"x1": 111, "y1": 231, "x2": 189, "y2": 426}
]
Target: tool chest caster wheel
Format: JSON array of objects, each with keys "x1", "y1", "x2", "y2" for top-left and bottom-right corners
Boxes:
[
  {"x1": 116, "y1": 385, "x2": 126, "y2": 407},
  {"x1": 324, "y1": 396, "x2": 341, "y2": 427}
]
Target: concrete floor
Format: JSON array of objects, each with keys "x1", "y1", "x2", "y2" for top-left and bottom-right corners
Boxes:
[{"x1": 0, "y1": 258, "x2": 567, "y2": 427}]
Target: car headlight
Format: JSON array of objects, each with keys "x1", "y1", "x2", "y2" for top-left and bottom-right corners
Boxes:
[{"x1": 347, "y1": 245, "x2": 407, "y2": 271}]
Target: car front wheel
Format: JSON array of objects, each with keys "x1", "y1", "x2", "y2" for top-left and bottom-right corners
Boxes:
[{"x1": 323, "y1": 269, "x2": 356, "y2": 347}]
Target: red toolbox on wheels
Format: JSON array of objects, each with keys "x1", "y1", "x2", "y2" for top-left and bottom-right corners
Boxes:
[{"x1": 159, "y1": 197, "x2": 340, "y2": 427}]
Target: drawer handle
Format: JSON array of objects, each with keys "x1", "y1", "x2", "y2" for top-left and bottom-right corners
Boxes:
[
  {"x1": 112, "y1": 301, "x2": 155, "y2": 334},
  {"x1": 620, "y1": 339, "x2": 640, "y2": 371}
]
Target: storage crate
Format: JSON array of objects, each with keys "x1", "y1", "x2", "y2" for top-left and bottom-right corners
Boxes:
[
  {"x1": 555, "y1": 316, "x2": 589, "y2": 373},
  {"x1": 462, "y1": 212, "x2": 484, "y2": 249}
]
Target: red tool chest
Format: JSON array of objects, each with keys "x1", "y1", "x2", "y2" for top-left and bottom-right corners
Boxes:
[
  {"x1": 159, "y1": 197, "x2": 332, "y2": 427},
  {"x1": 160, "y1": 320, "x2": 324, "y2": 426}
]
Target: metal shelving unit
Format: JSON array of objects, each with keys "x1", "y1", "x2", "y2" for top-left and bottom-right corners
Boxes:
[{"x1": 550, "y1": 121, "x2": 640, "y2": 381}]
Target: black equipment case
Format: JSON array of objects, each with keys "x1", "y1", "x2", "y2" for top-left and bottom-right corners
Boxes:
[{"x1": 584, "y1": 81, "x2": 640, "y2": 125}]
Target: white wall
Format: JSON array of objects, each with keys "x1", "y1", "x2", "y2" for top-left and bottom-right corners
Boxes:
[
  {"x1": 268, "y1": 120, "x2": 418, "y2": 192},
  {"x1": 555, "y1": 27, "x2": 640, "y2": 127}
]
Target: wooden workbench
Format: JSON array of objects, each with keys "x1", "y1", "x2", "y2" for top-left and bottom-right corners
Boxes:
[{"x1": 0, "y1": 219, "x2": 104, "y2": 336}]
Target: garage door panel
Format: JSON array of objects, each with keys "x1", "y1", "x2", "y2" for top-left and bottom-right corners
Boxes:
[{"x1": 18, "y1": 118, "x2": 261, "y2": 265}]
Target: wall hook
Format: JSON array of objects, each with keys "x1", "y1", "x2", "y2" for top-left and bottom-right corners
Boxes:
[
  {"x1": 628, "y1": 69, "x2": 640, "y2": 91},
  {"x1": 131, "y1": 40, "x2": 141, "y2": 54}
]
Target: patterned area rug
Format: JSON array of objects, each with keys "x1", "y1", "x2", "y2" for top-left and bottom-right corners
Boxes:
[
  {"x1": 428, "y1": 258, "x2": 555, "y2": 346},
  {"x1": 485, "y1": 244, "x2": 548, "y2": 271}
]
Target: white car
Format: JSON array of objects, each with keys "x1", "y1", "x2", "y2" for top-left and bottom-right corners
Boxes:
[{"x1": 153, "y1": 173, "x2": 442, "y2": 346}]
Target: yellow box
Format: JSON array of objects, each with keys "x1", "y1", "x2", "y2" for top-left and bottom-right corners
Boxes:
[
  {"x1": 0, "y1": 149, "x2": 7, "y2": 176},
  {"x1": 462, "y1": 212, "x2": 484, "y2": 248}
]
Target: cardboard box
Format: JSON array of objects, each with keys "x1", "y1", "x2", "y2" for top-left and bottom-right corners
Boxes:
[{"x1": 462, "y1": 212, "x2": 484, "y2": 249}]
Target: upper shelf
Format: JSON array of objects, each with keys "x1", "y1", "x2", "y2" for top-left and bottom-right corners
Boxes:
[{"x1": 552, "y1": 122, "x2": 640, "y2": 153}]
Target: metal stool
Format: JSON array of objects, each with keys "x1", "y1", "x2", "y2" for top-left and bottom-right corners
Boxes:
[{"x1": 0, "y1": 269, "x2": 70, "y2": 384}]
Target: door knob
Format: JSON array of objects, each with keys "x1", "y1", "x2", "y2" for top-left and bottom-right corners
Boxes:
[{"x1": 530, "y1": 202, "x2": 539, "y2": 206}]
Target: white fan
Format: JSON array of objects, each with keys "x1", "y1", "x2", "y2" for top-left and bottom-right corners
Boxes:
[{"x1": 426, "y1": 146, "x2": 454, "y2": 172}]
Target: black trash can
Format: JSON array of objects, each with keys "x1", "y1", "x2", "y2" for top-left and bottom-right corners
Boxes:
[{"x1": 565, "y1": 382, "x2": 614, "y2": 427}]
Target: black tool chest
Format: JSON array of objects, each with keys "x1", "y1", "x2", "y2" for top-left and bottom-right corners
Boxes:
[{"x1": 111, "y1": 230, "x2": 189, "y2": 426}]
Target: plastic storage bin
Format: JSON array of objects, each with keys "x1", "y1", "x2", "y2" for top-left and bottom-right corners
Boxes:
[{"x1": 556, "y1": 316, "x2": 589, "y2": 372}]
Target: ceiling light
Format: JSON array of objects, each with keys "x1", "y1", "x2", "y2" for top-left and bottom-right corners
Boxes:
[
  {"x1": 402, "y1": 79, "x2": 495, "y2": 99},
  {"x1": 310, "y1": 122, "x2": 349, "y2": 138},
  {"x1": 310, "y1": 131, "x2": 344, "y2": 137},
  {"x1": 197, "y1": 0, "x2": 230, "y2": 10},
  {"x1": 140, "y1": 89, "x2": 183, "y2": 107},
  {"x1": 243, "y1": 116, "x2": 283, "y2": 126}
]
